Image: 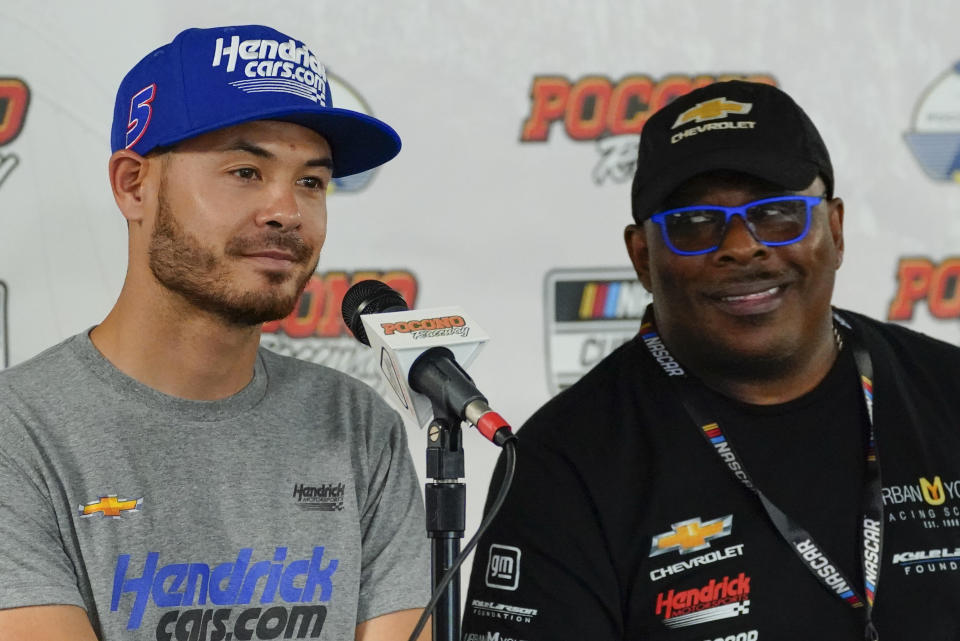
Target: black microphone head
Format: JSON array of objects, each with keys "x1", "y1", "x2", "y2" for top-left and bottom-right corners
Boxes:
[{"x1": 341, "y1": 280, "x2": 410, "y2": 346}]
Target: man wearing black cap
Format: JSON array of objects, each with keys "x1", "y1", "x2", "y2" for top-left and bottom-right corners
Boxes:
[
  {"x1": 0, "y1": 26, "x2": 428, "y2": 640},
  {"x1": 462, "y1": 80, "x2": 960, "y2": 639}
]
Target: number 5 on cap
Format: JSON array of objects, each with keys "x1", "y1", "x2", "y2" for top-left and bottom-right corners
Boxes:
[{"x1": 125, "y1": 83, "x2": 156, "y2": 149}]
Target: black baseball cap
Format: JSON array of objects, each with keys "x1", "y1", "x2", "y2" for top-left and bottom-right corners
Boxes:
[{"x1": 631, "y1": 80, "x2": 833, "y2": 223}]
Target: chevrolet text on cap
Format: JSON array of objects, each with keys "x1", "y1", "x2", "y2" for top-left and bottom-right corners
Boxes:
[
  {"x1": 111, "y1": 25, "x2": 401, "y2": 178},
  {"x1": 630, "y1": 80, "x2": 833, "y2": 223}
]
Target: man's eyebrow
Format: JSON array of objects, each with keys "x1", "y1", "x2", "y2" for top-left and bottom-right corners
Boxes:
[
  {"x1": 218, "y1": 139, "x2": 275, "y2": 159},
  {"x1": 217, "y1": 139, "x2": 333, "y2": 171},
  {"x1": 306, "y1": 157, "x2": 334, "y2": 171}
]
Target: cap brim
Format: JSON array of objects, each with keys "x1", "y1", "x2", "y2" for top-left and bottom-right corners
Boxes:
[
  {"x1": 273, "y1": 108, "x2": 401, "y2": 178},
  {"x1": 153, "y1": 106, "x2": 400, "y2": 178},
  {"x1": 634, "y1": 148, "x2": 821, "y2": 222}
]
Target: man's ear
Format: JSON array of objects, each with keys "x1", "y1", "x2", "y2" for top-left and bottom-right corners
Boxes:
[
  {"x1": 108, "y1": 149, "x2": 154, "y2": 224},
  {"x1": 624, "y1": 222, "x2": 653, "y2": 292},
  {"x1": 828, "y1": 197, "x2": 844, "y2": 269}
]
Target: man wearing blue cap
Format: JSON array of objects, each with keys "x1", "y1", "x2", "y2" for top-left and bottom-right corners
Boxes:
[{"x1": 0, "y1": 26, "x2": 429, "y2": 640}]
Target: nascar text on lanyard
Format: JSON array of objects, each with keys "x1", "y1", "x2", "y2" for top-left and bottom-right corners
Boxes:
[{"x1": 639, "y1": 309, "x2": 883, "y2": 641}]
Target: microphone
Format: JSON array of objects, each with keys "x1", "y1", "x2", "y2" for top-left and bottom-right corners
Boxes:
[{"x1": 341, "y1": 280, "x2": 514, "y2": 447}]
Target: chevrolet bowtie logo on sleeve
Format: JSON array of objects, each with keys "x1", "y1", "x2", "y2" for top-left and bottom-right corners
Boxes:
[
  {"x1": 78, "y1": 494, "x2": 143, "y2": 519},
  {"x1": 650, "y1": 515, "x2": 734, "y2": 557},
  {"x1": 672, "y1": 98, "x2": 752, "y2": 128}
]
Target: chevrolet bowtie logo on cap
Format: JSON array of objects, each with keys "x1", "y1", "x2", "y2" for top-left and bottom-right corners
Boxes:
[
  {"x1": 672, "y1": 98, "x2": 752, "y2": 128},
  {"x1": 649, "y1": 514, "x2": 733, "y2": 557},
  {"x1": 78, "y1": 494, "x2": 143, "y2": 519}
]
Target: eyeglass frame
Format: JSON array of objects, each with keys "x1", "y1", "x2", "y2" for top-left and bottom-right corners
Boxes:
[{"x1": 647, "y1": 194, "x2": 828, "y2": 256}]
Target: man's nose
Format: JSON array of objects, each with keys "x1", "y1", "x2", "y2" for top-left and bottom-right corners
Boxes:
[
  {"x1": 713, "y1": 214, "x2": 768, "y2": 263},
  {"x1": 255, "y1": 186, "x2": 302, "y2": 230}
]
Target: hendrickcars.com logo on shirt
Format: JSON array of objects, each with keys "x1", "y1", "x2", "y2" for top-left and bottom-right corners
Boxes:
[{"x1": 111, "y1": 546, "x2": 338, "y2": 639}]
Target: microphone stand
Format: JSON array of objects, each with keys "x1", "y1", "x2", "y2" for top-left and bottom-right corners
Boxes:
[{"x1": 424, "y1": 404, "x2": 466, "y2": 641}]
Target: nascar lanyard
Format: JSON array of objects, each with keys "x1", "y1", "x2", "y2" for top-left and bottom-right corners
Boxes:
[{"x1": 640, "y1": 311, "x2": 883, "y2": 641}]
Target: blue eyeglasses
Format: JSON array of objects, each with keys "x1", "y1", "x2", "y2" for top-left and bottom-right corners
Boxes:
[{"x1": 649, "y1": 195, "x2": 826, "y2": 256}]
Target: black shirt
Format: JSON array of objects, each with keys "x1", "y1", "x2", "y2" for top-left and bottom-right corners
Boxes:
[{"x1": 462, "y1": 310, "x2": 960, "y2": 640}]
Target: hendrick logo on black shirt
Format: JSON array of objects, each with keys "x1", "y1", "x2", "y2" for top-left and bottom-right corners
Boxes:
[
  {"x1": 655, "y1": 573, "x2": 751, "y2": 629},
  {"x1": 293, "y1": 482, "x2": 344, "y2": 511}
]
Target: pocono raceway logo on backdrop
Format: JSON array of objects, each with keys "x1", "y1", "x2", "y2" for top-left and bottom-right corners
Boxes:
[
  {"x1": 888, "y1": 256, "x2": 960, "y2": 321},
  {"x1": 0, "y1": 78, "x2": 29, "y2": 370},
  {"x1": 519, "y1": 74, "x2": 775, "y2": 185},
  {"x1": 882, "y1": 474, "x2": 960, "y2": 528},
  {"x1": 260, "y1": 271, "x2": 417, "y2": 395},
  {"x1": 544, "y1": 268, "x2": 650, "y2": 394},
  {"x1": 110, "y1": 546, "x2": 337, "y2": 640}
]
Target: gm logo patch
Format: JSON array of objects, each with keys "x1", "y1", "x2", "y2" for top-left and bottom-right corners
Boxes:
[
  {"x1": 544, "y1": 268, "x2": 651, "y2": 394},
  {"x1": 485, "y1": 543, "x2": 521, "y2": 591},
  {"x1": 650, "y1": 515, "x2": 733, "y2": 557}
]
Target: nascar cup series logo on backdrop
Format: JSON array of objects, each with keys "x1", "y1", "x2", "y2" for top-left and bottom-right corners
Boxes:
[
  {"x1": 544, "y1": 268, "x2": 651, "y2": 394},
  {"x1": 0, "y1": 78, "x2": 29, "y2": 370},
  {"x1": 260, "y1": 271, "x2": 418, "y2": 395},
  {"x1": 519, "y1": 73, "x2": 775, "y2": 185}
]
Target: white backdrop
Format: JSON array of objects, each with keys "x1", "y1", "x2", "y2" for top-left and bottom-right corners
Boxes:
[{"x1": 3, "y1": 0, "x2": 960, "y2": 595}]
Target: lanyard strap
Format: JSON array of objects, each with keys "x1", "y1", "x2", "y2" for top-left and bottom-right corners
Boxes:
[{"x1": 639, "y1": 311, "x2": 882, "y2": 640}]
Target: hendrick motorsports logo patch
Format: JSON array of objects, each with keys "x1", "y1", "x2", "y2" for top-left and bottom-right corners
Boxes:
[
  {"x1": 261, "y1": 270, "x2": 417, "y2": 396},
  {"x1": 655, "y1": 573, "x2": 751, "y2": 629},
  {"x1": 905, "y1": 61, "x2": 960, "y2": 182},
  {"x1": 544, "y1": 268, "x2": 651, "y2": 394},
  {"x1": 293, "y1": 482, "x2": 344, "y2": 511},
  {"x1": 519, "y1": 73, "x2": 775, "y2": 185}
]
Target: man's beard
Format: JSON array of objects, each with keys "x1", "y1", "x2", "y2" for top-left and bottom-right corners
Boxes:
[{"x1": 149, "y1": 184, "x2": 317, "y2": 327}]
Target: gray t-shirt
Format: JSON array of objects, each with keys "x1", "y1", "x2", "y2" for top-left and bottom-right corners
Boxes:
[{"x1": 0, "y1": 331, "x2": 430, "y2": 640}]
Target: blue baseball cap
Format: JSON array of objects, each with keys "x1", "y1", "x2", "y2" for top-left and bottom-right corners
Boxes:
[{"x1": 111, "y1": 25, "x2": 400, "y2": 177}]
